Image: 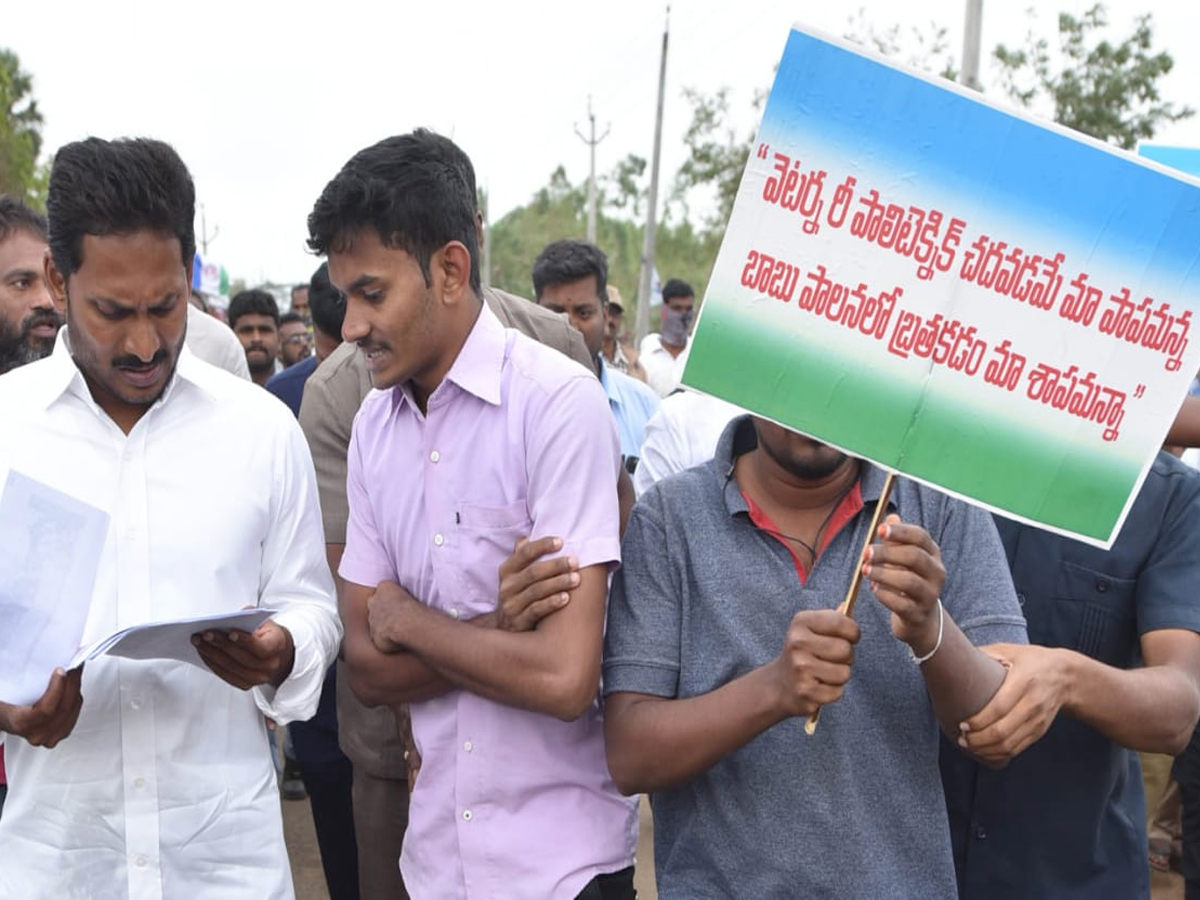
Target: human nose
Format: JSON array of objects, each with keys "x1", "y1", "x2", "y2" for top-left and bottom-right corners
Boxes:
[
  {"x1": 126, "y1": 315, "x2": 162, "y2": 361},
  {"x1": 27, "y1": 276, "x2": 56, "y2": 315},
  {"x1": 342, "y1": 298, "x2": 368, "y2": 343}
]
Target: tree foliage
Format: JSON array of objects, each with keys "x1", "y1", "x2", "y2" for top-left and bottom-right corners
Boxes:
[
  {"x1": 843, "y1": 8, "x2": 957, "y2": 80},
  {"x1": 0, "y1": 49, "x2": 46, "y2": 208},
  {"x1": 995, "y1": 5, "x2": 1193, "y2": 149},
  {"x1": 669, "y1": 86, "x2": 758, "y2": 238},
  {"x1": 486, "y1": 165, "x2": 717, "y2": 310}
]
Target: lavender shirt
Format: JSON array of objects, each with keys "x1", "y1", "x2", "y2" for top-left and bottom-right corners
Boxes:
[{"x1": 340, "y1": 303, "x2": 637, "y2": 899}]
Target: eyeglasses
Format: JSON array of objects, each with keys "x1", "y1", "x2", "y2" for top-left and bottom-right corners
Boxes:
[{"x1": 283, "y1": 334, "x2": 310, "y2": 346}]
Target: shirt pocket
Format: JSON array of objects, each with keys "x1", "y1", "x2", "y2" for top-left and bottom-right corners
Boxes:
[
  {"x1": 455, "y1": 499, "x2": 533, "y2": 611},
  {"x1": 1053, "y1": 560, "x2": 1137, "y2": 666}
]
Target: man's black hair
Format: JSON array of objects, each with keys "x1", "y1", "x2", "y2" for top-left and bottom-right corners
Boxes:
[
  {"x1": 307, "y1": 262, "x2": 345, "y2": 341},
  {"x1": 227, "y1": 289, "x2": 280, "y2": 329},
  {"x1": 307, "y1": 128, "x2": 481, "y2": 295},
  {"x1": 662, "y1": 278, "x2": 694, "y2": 303},
  {"x1": 0, "y1": 195, "x2": 48, "y2": 244},
  {"x1": 46, "y1": 137, "x2": 195, "y2": 277},
  {"x1": 290, "y1": 283, "x2": 307, "y2": 300},
  {"x1": 279, "y1": 311, "x2": 306, "y2": 328},
  {"x1": 530, "y1": 239, "x2": 609, "y2": 302}
]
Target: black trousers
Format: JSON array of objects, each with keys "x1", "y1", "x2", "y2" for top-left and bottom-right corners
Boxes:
[
  {"x1": 299, "y1": 755, "x2": 361, "y2": 900},
  {"x1": 575, "y1": 866, "x2": 636, "y2": 900},
  {"x1": 1174, "y1": 726, "x2": 1200, "y2": 899}
]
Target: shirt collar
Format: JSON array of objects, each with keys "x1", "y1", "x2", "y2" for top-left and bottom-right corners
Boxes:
[
  {"x1": 598, "y1": 356, "x2": 621, "y2": 406},
  {"x1": 714, "y1": 413, "x2": 898, "y2": 518},
  {"x1": 42, "y1": 325, "x2": 212, "y2": 417},
  {"x1": 442, "y1": 300, "x2": 504, "y2": 406}
]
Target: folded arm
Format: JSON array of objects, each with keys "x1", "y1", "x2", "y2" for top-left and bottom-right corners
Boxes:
[{"x1": 367, "y1": 564, "x2": 609, "y2": 721}]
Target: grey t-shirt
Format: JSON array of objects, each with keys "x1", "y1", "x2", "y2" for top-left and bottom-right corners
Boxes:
[{"x1": 603, "y1": 416, "x2": 1027, "y2": 899}]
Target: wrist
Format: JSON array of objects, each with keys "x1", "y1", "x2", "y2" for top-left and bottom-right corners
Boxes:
[
  {"x1": 269, "y1": 627, "x2": 297, "y2": 687},
  {"x1": 381, "y1": 594, "x2": 417, "y2": 649},
  {"x1": 904, "y1": 600, "x2": 943, "y2": 658},
  {"x1": 1054, "y1": 647, "x2": 1083, "y2": 716},
  {"x1": 908, "y1": 599, "x2": 945, "y2": 664}
]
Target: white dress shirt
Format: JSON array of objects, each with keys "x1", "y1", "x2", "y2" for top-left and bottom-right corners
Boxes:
[
  {"x1": 185, "y1": 304, "x2": 251, "y2": 380},
  {"x1": 0, "y1": 332, "x2": 340, "y2": 900},
  {"x1": 638, "y1": 333, "x2": 688, "y2": 398}
]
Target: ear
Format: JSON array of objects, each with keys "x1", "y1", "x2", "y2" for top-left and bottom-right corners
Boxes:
[
  {"x1": 435, "y1": 241, "x2": 474, "y2": 307},
  {"x1": 44, "y1": 248, "x2": 68, "y2": 311}
]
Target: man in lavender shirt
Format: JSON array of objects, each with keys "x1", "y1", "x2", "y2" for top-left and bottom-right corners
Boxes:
[{"x1": 306, "y1": 129, "x2": 638, "y2": 900}]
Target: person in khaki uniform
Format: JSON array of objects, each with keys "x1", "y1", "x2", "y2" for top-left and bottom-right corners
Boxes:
[{"x1": 299, "y1": 282, "x2": 598, "y2": 897}]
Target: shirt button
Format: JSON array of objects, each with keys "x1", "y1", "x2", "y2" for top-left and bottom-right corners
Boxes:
[
  {"x1": 974, "y1": 826, "x2": 987, "y2": 841},
  {"x1": 429, "y1": 450, "x2": 440, "y2": 463},
  {"x1": 130, "y1": 699, "x2": 141, "y2": 711},
  {"x1": 462, "y1": 809, "x2": 473, "y2": 821},
  {"x1": 134, "y1": 777, "x2": 145, "y2": 789},
  {"x1": 135, "y1": 855, "x2": 148, "y2": 868},
  {"x1": 449, "y1": 609, "x2": 460, "y2": 620},
  {"x1": 1095, "y1": 579, "x2": 1109, "y2": 593},
  {"x1": 463, "y1": 740, "x2": 473, "y2": 752},
  {"x1": 433, "y1": 533, "x2": 444, "y2": 547}
]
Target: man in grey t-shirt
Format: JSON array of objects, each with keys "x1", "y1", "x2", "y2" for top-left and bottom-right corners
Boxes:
[{"x1": 602, "y1": 415, "x2": 1028, "y2": 898}]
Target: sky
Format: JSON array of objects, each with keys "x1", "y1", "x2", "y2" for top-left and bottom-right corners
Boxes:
[{"x1": 7, "y1": 0, "x2": 1200, "y2": 288}]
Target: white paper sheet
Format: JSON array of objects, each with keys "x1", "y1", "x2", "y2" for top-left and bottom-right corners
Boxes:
[
  {"x1": 0, "y1": 471, "x2": 110, "y2": 706},
  {"x1": 69, "y1": 608, "x2": 276, "y2": 670}
]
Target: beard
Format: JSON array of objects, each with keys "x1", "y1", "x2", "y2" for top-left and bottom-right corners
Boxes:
[
  {"x1": 758, "y1": 431, "x2": 848, "y2": 482},
  {"x1": 0, "y1": 309, "x2": 63, "y2": 374}
]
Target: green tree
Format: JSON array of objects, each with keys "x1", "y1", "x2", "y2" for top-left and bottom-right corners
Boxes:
[
  {"x1": 995, "y1": 5, "x2": 1193, "y2": 149},
  {"x1": 486, "y1": 164, "x2": 716, "y2": 320},
  {"x1": 669, "y1": 86, "x2": 759, "y2": 240},
  {"x1": 0, "y1": 49, "x2": 46, "y2": 207}
]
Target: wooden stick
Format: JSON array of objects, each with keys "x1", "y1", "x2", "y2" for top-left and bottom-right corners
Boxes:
[{"x1": 804, "y1": 471, "x2": 896, "y2": 736}]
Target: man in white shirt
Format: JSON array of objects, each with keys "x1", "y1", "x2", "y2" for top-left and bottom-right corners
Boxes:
[
  {"x1": 0, "y1": 136, "x2": 340, "y2": 899},
  {"x1": 186, "y1": 302, "x2": 251, "y2": 379},
  {"x1": 633, "y1": 390, "x2": 744, "y2": 496},
  {"x1": 639, "y1": 278, "x2": 695, "y2": 398}
]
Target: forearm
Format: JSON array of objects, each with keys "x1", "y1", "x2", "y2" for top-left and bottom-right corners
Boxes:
[
  {"x1": 1061, "y1": 651, "x2": 1200, "y2": 754},
  {"x1": 343, "y1": 610, "x2": 505, "y2": 707},
  {"x1": 918, "y1": 614, "x2": 1009, "y2": 734},
  {"x1": 343, "y1": 636, "x2": 454, "y2": 708},
  {"x1": 605, "y1": 666, "x2": 786, "y2": 795},
  {"x1": 393, "y1": 599, "x2": 598, "y2": 721}
]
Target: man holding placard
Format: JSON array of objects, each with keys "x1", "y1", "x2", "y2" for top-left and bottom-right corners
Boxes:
[
  {"x1": 602, "y1": 413, "x2": 1026, "y2": 897},
  {"x1": 603, "y1": 17, "x2": 1200, "y2": 897}
]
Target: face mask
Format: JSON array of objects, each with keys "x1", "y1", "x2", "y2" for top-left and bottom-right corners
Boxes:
[{"x1": 660, "y1": 306, "x2": 693, "y2": 346}]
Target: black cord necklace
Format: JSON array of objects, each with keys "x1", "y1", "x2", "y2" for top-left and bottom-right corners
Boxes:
[{"x1": 734, "y1": 467, "x2": 858, "y2": 564}]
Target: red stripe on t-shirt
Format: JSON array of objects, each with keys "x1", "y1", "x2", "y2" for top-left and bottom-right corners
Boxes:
[{"x1": 742, "y1": 484, "x2": 864, "y2": 585}]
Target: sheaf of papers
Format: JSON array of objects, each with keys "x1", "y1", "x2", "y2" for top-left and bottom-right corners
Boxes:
[
  {"x1": 0, "y1": 470, "x2": 110, "y2": 706},
  {"x1": 68, "y1": 607, "x2": 277, "y2": 670}
]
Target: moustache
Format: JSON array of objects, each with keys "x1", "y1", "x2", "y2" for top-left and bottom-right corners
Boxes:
[{"x1": 114, "y1": 349, "x2": 169, "y2": 371}]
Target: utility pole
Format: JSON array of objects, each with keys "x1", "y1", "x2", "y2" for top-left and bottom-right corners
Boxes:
[
  {"x1": 960, "y1": 0, "x2": 984, "y2": 91},
  {"x1": 574, "y1": 96, "x2": 610, "y2": 244},
  {"x1": 635, "y1": 6, "x2": 670, "y2": 345},
  {"x1": 199, "y1": 203, "x2": 219, "y2": 256}
]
